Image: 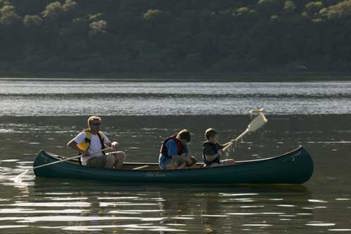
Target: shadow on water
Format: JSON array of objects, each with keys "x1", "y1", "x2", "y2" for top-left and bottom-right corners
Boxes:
[{"x1": 32, "y1": 176, "x2": 311, "y2": 194}]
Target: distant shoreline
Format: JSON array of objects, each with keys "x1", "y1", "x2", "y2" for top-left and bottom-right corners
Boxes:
[{"x1": 0, "y1": 72, "x2": 351, "y2": 82}]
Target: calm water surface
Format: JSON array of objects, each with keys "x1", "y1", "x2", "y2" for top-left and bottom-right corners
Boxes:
[
  {"x1": 0, "y1": 79, "x2": 350, "y2": 233},
  {"x1": 0, "y1": 79, "x2": 351, "y2": 115}
]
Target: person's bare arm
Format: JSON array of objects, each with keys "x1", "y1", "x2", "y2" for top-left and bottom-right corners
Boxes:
[
  {"x1": 67, "y1": 140, "x2": 85, "y2": 155},
  {"x1": 104, "y1": 140, "x2": 118, "y2": 150}
]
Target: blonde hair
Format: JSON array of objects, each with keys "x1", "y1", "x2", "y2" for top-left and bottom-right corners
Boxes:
[{"x1": 87, "y1": 115, "x2": 102, "y2": 128}]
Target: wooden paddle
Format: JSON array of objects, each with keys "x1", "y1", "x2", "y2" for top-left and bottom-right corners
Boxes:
[
  {"x1": 222, "y1": 110, "x2": 268, "y2": 152},
  {"x1": 13, "y1": 147, "x2": 113, "y2": 182}
]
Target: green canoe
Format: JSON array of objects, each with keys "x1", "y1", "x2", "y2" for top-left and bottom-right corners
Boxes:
[{"x1": 33, "y1": 146, "x2": 313, "y2": 184}]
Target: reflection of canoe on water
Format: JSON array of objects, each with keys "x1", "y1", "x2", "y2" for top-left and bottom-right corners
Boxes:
[{"x1": 33, "y1": 146, "x2": 313, "y2": 184}]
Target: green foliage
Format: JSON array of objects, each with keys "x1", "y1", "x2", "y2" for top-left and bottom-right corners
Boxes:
[
  {"x1": 41, "y1": 0, "x2": 76, "y2": 18},
  {"x1": 234, "y1": 6, "x2": 256, "y2": 17},
  {"x1": 0, "y1": 4, "x2": 20, "y2": 24},
  {"x1": 143, "y1": 9, "x2": 163, "y2": 21},
  {"x1": 305, "y1": 1, "x2": 324, "y2": 16},
  {"x1": 41, "y1": 1, "x2": 63, "y2": 18},
  {"x1": 284, "y1": 0, "x2": 296, "y2": 13},
  {"x1": 0, "y1": 0, "x2": 9, "y2": 7},
  {"x1": 270, "y1": 14, "x2": 279, "y2": 21},
  {"x1": 89, "y1": 19, "x2": 107, "y2": 34},
  {"x1": 88, "y1": 13, "x2": 103, "y2": 22},
  {"x1": 23, "y1": 14, "x2": 42, "y2": 27},
  {"x1": 0, "y1": 0, "x2": 351, "y2": 73},
  {"x1": 62, "y1": 0, "x2": 77, "y2": 12},
  {"x1": 321, "y1": 0, "x2": 351, "y2": 18}
]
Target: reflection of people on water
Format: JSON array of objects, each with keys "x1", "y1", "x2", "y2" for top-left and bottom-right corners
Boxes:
[
  {"x1": 67, "y1": 116, "x2": 126, "y2": 169},
  {"x1": 158, "y1": 129, "x2": 197, "y2": 170},
  {"x1": 202, "y1": 128, "x2": 235, "y2": 167}
]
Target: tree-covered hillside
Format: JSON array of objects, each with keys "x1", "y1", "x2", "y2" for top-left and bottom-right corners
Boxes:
[{"x1": 1, "y1": 0, "x2": 351, "y2": 74}]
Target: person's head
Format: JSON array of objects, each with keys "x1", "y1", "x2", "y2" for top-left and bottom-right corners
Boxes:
[
  {"x1": 87, "y1": 115, "x2": 102, "y2": 133},
  {"x1": 205, "y1": 128, "x2": 218, "y2": 143},
  {"x1": 176, "y1": 129, "x2": 191, "y2": 144}
]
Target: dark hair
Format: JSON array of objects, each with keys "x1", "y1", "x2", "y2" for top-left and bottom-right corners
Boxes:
[
  {"x1": 177, "y1": 129, "x2": 191, "y2": 142},
  {"x1": 205, "y1": 128, "x2": 217, "y2": 140}
]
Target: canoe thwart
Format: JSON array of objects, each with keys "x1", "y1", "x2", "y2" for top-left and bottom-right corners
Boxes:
[{"x1": 133, "y1": 165, "x2": 150, "y2": 170}]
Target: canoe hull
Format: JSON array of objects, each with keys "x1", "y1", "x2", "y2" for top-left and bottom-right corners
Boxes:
[{"x1": 33, "y1": 146, "x2": 313, "y2": 184}]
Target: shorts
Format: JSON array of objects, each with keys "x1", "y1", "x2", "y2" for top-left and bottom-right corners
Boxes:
[{"x1": 86, "y1": 155, "x2": 108, "y2": 168}]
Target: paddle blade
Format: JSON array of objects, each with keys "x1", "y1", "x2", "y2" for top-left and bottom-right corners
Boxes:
[{"x1": 247, "y1": 113, "x2": 268, "y2": 132}]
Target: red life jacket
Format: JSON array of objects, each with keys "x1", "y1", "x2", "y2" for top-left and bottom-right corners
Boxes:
[{"x1": 159, "y1": 135, "x2": 185, "y2": 158}]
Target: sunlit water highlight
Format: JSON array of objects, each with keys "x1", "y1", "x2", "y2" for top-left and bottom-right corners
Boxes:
[{"x1": 1, "y1": 80, "x2": 351, "y2": 115}]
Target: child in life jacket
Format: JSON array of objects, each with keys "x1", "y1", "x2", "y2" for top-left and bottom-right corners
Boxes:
[{"x1": 159, "y1": 129, "x2": 197, "y2": 170}]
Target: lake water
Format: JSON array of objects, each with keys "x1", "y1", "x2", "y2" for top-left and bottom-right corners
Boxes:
[
  {"x1": 1, "y1": 79, "x2": 351, "y2": 116},
  {"x1": 0, "y1": 79, "x2": 350, "y2": 233}
]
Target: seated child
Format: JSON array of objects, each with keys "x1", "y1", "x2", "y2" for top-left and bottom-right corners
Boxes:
[
  {"x1": 159, "y1": 129, "x2": 197, "y2": 170},
  {"x1": 202, "y1": 128, "x2": 235, "y2": 167}
]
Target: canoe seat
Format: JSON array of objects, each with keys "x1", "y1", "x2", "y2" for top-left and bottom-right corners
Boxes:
[{"x1": 133, "y1": 165, "x2": 149, "y2": 170}]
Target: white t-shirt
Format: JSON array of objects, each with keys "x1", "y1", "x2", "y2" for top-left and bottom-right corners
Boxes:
[{"x1": 73, "y1": 131, "x2": 110, "y2": 166}]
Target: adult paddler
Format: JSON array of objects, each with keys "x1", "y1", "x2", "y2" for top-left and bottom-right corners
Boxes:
[{"x1": 67, "y1": 116, "x2": 126, "y2": 169}]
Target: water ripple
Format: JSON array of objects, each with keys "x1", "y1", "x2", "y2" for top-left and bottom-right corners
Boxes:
[
  {"x1": 8, "y1": 202, "x2": 91, "y2": 207},
  {"x1": 1, "y1": 81, "x2": 351, "y2": 115}
]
